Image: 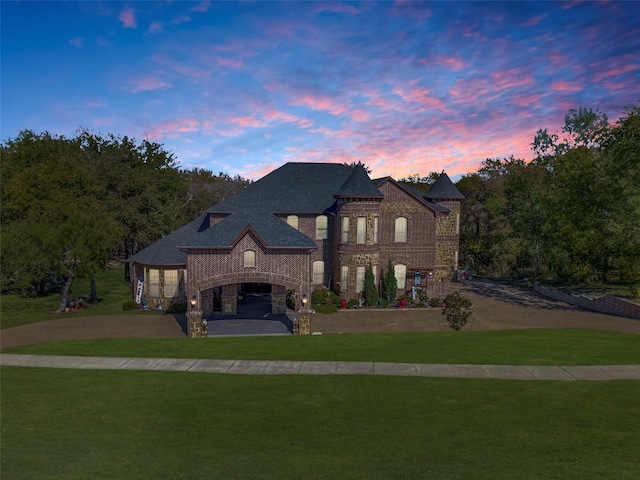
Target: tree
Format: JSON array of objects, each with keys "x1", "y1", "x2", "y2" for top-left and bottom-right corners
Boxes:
[
  {"x1": 1, "y1": 131, "x2": 123, "y2": 310},
  {"x1": 383, "y1": 260, "x2": 398, "y2": 302},
  {"x1": 442, "y1": 292, "x2": 473, "y2": 331},
  {"x1": 399, "y1": 172, "x2": 441, "y2": 193},
  {"x1": 363, "y1": 262, "x2": 379, "y2": 307},
  {"x1": 532, "y1": 107, "x2": 609, "y2": 158}
]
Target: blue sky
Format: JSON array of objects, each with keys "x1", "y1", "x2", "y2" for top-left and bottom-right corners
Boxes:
[{"x1": 2, "y1": 1, "x2": 638, "y2": 180}]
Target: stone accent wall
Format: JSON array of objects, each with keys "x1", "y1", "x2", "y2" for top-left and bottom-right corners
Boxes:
[
  {"x1": 534, "y1": 284, "x2": 640, "y2": 320},
  {"x1": 436, "y1": 212, "x2": 458, "y2": 236},
  {"x1": 435, "y1": 242, "x2": 457, "y2": 280}
]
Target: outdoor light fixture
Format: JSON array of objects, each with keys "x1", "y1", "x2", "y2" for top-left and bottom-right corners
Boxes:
[
  {"x1": 301, "y1": 294, "x2": 308, "y2": 306},
  {"x1": 190, "y1": 295, "x2": 197, "y2": 308}
]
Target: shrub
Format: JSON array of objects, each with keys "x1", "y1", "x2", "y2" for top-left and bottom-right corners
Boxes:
[
  {"x1": 122, "y1": 300, "x2": 138, "y2": 311},
  {"x1": 429, "y1": 297, "x2": 441, "y2": 308},
  {"x1": 442, "y1": 292, "x2": 473, "y2": 331},
  {"x1": 347, "y1": 298, "x2": 360, "y2": 309}
]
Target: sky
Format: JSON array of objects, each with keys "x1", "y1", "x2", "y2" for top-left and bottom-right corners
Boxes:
[{"x1": 2, "y1": 1, "x2": 639, "y2": 181}]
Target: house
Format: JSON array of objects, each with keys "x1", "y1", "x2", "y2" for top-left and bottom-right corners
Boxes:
[{"x1": 126, "y1": 162, "x2": 464, "y2": 336}]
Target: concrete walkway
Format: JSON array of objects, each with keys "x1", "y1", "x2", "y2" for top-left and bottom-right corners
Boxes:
[{"x1": 2, "y1": 354, "x2": 639, "y2": 381}]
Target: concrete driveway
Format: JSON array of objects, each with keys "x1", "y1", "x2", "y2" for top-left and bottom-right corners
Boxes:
[{"x1": 206, "y1": 294, "x2": 294, "y2": 336}]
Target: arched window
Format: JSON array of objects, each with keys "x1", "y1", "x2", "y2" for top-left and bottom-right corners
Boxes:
[
  {"x1": 394, "y1": 264, "x2": 407, "y2": 289},
  {"x1": 313, "y1": 261, "x2": 325, "y2": 285},
  {"x1": 243, "y1": 250, "x2": 256, "y2": 268},
  {"x1": 394, "y1": 217, "x2": 407, "y2": 242},
  {"x1": 316, "y1": 215, "x2": 328, "y2": 239},
  {"x1": 287, "y1": 215, "x2": 299, "y2": 230}
]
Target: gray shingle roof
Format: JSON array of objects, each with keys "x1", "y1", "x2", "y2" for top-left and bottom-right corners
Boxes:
[
  {"x1": 334, "y1": 163, "x2": 384, "y2": 199},
  {"x1": 424, "y1": 172, "x2": 465, "y2": 200},
  {"x1": 126, "y1": 214, "x2": 208, "y2": 266}
]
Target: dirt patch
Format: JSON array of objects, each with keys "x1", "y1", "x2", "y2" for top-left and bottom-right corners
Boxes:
[{"x1": 1, "y1": 279, "x2": 638, "y2": 349}]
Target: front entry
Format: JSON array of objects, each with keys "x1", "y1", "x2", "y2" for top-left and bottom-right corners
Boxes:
[{"x1": 204, "y1": 282, "x2": 294, "y2": 336}]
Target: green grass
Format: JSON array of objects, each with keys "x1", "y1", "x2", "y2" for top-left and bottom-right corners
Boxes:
[
  {"x1": 0, "y1": 266, "x2": 146, "y2": 329},
  {"x1": 5, "y1": 329, "x2": 640, "y2": 365},
  {"x1": 2, "y1": 367, "x2": 639, "y2": 479}
]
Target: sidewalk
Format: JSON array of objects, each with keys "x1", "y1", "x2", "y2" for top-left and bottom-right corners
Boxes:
[{"x1": 2, "y1": 354, "x2": 639, "y2": 381}]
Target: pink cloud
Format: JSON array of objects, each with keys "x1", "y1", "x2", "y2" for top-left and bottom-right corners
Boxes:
[
  {"x1": 228, "y1": 115, "x2": 264, "y2": 128},
  {"x1": 520, "y1": 14, "x2": 547, "y2": 27},
  {"x1": 217, "y1": 58, "x2": 243, "y2": 69},
  {"x1": 550, "y1": 81, "x2": 583, "y2": 92},
  {"x1": 393, "y1": 86, "x2": 447, "y2": 112},
  {"x1": 291, "y1": 94, "x2": 346, "y2": 115},
  {"x1": 491, "y1": 69, "x2": 535, "y2": 89},
  {"x1": 313, "y1": 3, "x2": 360, "y2": 15},
  {"x1": 593, "y1": 63, "x2": 638, "y2": 81},
  {"x1": 148, "y1": 22, "x2": 163, "y2": 34},
  {"x1": 191, "y1": 1, "x2": 211, "y2": 13},
  {"x1": 146, "y1": 118, "x2": 200, "y2": 139},
  {"x1": 511, "y1": 94, "x2": 541, "y2": 107},
  {"x1": 128, "y1": 76, "x2": 172, "y2": 93},
  {"x1": 119, "y1": 7, "x2": 136, "y2": 28}
]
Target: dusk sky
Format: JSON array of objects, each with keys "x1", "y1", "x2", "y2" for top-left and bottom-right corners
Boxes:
[{"x1": 2, "y1": 1, "x2": 638, "y2": 181}]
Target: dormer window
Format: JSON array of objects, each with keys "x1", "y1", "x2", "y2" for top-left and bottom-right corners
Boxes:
[
  {"x1": 287, "y1": 215, "x2": 299, "y2": 230},
  {"x1": 316, "y1": 215, "x2": 328, "y2": 239},
  {"x1": 243, "y1": 250, "x2": 256, "y2": 268}
]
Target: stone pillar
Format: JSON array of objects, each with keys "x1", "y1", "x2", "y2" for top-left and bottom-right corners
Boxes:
[
  {"x1": 271, "y1": 285, "x2": 287, "y2": 314},
  {"x1": 221, "y1": 283, "x2": 238, "y2": 315},
  {"x1": 187, "y1": 310, "x2": 204, "y2": 338},
  {"x1": 297, "y1": 307, "x2": 311, "y2": 335}
]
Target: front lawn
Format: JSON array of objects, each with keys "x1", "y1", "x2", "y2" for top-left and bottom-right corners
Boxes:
[
  {"x1": 2, "y1": 367, "x2": 639, "y2": 480},
  {"x1": 5, "y1": 329, "x2": 640, "y2": 365}
]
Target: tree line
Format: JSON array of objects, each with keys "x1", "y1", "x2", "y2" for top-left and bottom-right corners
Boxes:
[
  {"x1": 454, "y1": 106, "x2": 639, "y2": 287},
  {"x1": 0, "y1": 129, "x2": 250, "y2": 310},
  {"x1": 2, "y1": 105, "x2": 638, "y2": 311}
]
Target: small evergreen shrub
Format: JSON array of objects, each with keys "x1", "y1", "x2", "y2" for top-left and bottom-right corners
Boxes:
[{"x1": 122, "y1": 300, "x2": 138, "y2": 311}]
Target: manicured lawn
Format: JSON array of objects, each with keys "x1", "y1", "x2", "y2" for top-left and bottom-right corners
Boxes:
[
  {"x1": 6, "y1": 329, "x2": 640, "y2": 365},
  {"x1": 2, "y1": 367, "x2": 639, "y2": 480},
  {"x1": 0, "y1": 266, "x2": 136, "y2": 329}
]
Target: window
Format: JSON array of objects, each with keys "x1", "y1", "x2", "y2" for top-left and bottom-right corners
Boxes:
[
  {"x1": 341, "y1": 216, "x2": 349, "y2": 243},
  {"x1": 373, "y1": 216, "x2": 378, "y2": 244},
  {"x1": 341, "y1": 265, "x2": 349, "y2": 289},
  {"x1": 395, "y1": 217, "x2": 407, "y2": 243},
  {"x1": 356, "y1": 266, "x2": 366, "y2": 292},
  {"x1": 456, "y1": 213, "x2": 460, "y2": 235},
  {"x1": 356, "y1": 217, "x2": 366, "y2": 244},
  {"x1": 316, "y1": 215, "x2": 328, "y2": 239},
  {"x1": 164, "y1": 270, "x2": 179, "y2": 298},
  {"x1": 287, "y1": 215, "x2": 299, "y2": 230},
  {"x1": 394, "y1": 264, "x2": 407, "y2": 289},
  {"x1": 243, "y1": 250, "x2": 256, "y2": 268},
  {"x1": 313, "y1": 261, "x2": 324, "y2": 285},
  {"x1": 148, "y1": 269, "x2": 160, "y2": 297}
]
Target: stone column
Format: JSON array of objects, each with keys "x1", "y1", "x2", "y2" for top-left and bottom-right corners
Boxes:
[
  {"x1": 221, "y1": 283, "x2": 238, "y2": 315},
  {"x1": 187, "y1": 310, "x2": 204, "y2": 338},
  {"x1": 297, "y1": 307, "x2": 311, "y2": 335},
  {"x1": 271, "y1": 285, "x2": 287, "y2": 314}
]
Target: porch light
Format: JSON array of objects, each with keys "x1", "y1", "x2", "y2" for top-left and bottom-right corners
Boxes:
[
  {"x1": 190, "y1": 295, "x2": 197, "y2": 308},
  {"x1": 301, "y1": 294, "x2": 308, "y2": 306}
]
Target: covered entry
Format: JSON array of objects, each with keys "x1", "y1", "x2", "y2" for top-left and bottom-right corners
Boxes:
[{"x1": 204, "y1": 282, "x2": 298, "y2": 335}]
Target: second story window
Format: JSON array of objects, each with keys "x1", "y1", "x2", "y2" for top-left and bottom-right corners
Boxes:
[
  {"x1": 316, "y1": 215, "x2": 328, "y2": 240},
  {"x1": 341, "y1": 216, "x2": 349, "y2": 243},
  {"x1": 287, "y1": 215, "x2": 299, "y2": 230},
  {"x1": 313, "y1": 260, "x2": 325, "y2": 285},
  {"x1": 243, "y1": 250, "x2": 256, "y2": 268},
  {"x1": 373, "y1": 216, "x2": 378, "y2": 244},
  {"x1": 395, "y1": 217, "x2": 407, "y2": 243},
  {"x1": 356, "y1": 217, "x2": 366, "y2": 244}
]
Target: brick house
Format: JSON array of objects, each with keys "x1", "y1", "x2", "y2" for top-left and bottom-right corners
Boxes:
[{"x1": 126, "y1": 162, "x2": 463, "y2": 336}]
